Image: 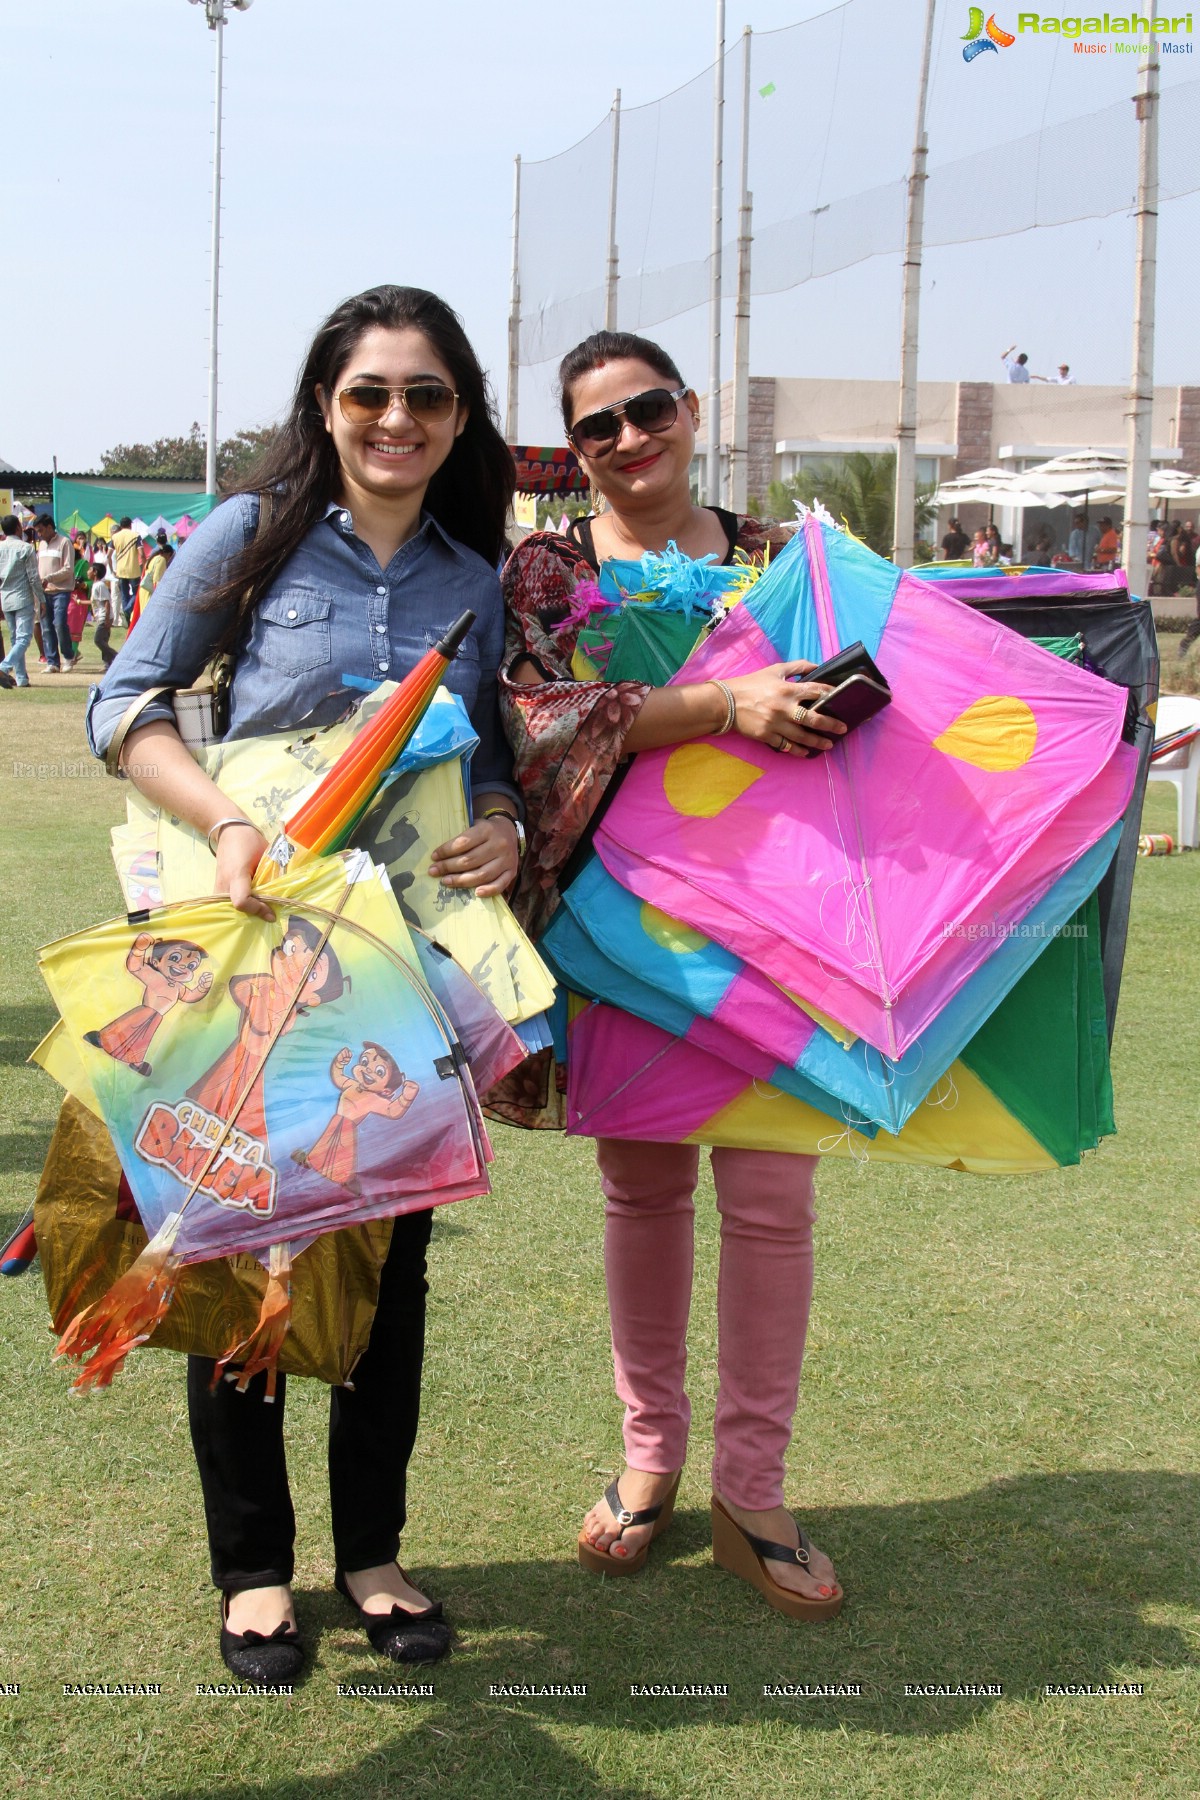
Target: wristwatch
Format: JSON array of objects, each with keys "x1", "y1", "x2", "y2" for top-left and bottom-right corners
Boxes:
[{"x1": 483, "y1": 807, "x2": 526, "y2": 860}]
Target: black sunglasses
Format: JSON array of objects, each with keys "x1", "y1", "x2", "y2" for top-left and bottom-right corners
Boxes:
[{"x1": 567, "y1": 386, "x2": 690, "y2": 456}]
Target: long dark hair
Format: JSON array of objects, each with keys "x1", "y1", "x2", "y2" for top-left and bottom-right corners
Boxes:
[
  {"x1": 557, "y1": 330, "x2": 685, "y2": 434},
  {"x1": 204, "y1": 285, "x2": 514, "y2": 634}
]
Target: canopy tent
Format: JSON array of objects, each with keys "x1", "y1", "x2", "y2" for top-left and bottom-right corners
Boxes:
[{"x1": 53, "y1": 478, "x2": 217, "y2": 534}]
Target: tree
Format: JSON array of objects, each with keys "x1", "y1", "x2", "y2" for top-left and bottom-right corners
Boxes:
[
  {"x1": 97, "y1": 422, "x2": 281, "y2": 489},
  {"x1": 100, "y1": 424, "x2": 205, "y2": 481},
  {"x1": 764, "y1": 452, "x2": 938, "y2": 561},
  {"x1": 535, "y1": 493, "x2": 592, "y2": 530}
]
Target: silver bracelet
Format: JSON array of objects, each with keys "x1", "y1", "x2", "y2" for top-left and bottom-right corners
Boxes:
[
  {"x1": 206, "y1": 816, "x2": 255, "y2": 855},
  {"x1": 710, "y1": 680, "x2": 738, "y2": 736}
]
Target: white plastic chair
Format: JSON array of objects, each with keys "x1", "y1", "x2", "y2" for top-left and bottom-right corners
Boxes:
[{"x1": 1147, "y1": 694, "x2": 1200, "y2": 848}]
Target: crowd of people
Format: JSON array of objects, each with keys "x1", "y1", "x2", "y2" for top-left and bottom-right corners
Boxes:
[
  {"x1": 0, "y1": 515, "x2": 174, "y2": 687},
  {"x1": 936, "y1": 510, "x2": 1194, "y2": 583}
]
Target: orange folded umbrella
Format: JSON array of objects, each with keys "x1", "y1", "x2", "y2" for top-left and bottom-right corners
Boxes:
[{"x1": 280, "y1": 610, "x2": 477, "y2": 858}]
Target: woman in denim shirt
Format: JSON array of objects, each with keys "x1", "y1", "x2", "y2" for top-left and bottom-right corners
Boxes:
[{"x1": 87, "y1": 285, "x2": 519, "y2": 1683}]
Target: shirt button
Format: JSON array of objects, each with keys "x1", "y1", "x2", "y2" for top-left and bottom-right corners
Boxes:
[
  {"x1": 376, "y1": 585, "x2": 387, "y2": 595},
  {"x1": 286, "y1": 609, "x2": 297, "y2": 620},
  {"x1": 379, "y1": 662, "x2": 389, "y2": 672},
  {"x1": 375, "y1": 623, "x2": 386, "y2": 634},
  {"x1": 340, "y1": 511, "x2": 350, "y2": 525}
]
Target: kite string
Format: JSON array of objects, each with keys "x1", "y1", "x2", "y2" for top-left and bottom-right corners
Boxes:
[{"x1": 923, "y1": 1070, "x2": 959, "y2": 1113}]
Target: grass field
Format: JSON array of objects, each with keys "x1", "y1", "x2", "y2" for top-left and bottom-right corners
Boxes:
[{"x1": 0, "y1": 651, "x2": 1197, "y2": 1800}]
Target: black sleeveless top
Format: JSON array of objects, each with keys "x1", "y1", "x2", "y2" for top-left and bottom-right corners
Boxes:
[{"x1": 564, "y1": 506, "x2": 742, "y2": 573}]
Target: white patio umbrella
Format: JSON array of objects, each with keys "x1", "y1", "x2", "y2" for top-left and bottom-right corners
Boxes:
[
  {"x1": 933, "y1": 469, "x2": 1069, "y2": 511},
  {"x1": 1080, "y1": 469, "x2": 1200, "y2": 515},
  {"x1": 1018, "y1": 452, "x2": 1130, "y2": 500}
]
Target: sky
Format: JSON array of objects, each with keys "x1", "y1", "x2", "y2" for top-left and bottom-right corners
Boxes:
[{"x1": 6, "y1": 0, "x2": 1198, "y2": 474}]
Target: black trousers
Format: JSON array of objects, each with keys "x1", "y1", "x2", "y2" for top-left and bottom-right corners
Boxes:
[{"x1": 187, "y1": 1208, "x2": 434, "y2": 1593}]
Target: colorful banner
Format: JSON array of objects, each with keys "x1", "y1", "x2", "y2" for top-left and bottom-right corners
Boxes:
[{"x1": 510, "y1": 444, "x2": 589, "y2": 495}]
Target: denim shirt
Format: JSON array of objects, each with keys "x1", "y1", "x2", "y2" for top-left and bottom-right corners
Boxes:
[{"x1": 86, "y1": 494, "x2": 516, "y2": 802}]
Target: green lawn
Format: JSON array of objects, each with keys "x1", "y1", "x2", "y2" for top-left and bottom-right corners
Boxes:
[{"x1": 0, "y1": 682, "x2": 1197, "y2": 1800}]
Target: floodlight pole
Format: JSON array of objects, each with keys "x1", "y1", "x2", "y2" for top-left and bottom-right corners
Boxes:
[
  {"x1": 206, "y1": 9, "x2": 224, "y2": 501},
  {"x1": 1123, "y1": 36, "x2": 1159, "y2": 584},
  {"x1": 706, "y1": 0, "x2": 726, "y2": 506},
  {"x1": 189, "y1": 0, "x2": 253, "y2": 500},
  {"x1": 893, "y1": 0, "x2": 937, "y2": 568}
]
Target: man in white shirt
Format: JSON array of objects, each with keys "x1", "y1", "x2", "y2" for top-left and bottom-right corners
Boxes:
[
  {"x1": 35, "y1": 517, "x2": 77, "y2": 671},
  {"x1": 0, "y1": 514, "x2": 47, "y2": 687},
  {"x1": 1067, "y1": 512, "x2": 1099, "y2": 570},
  {"x1": 1000, "y1": 344, "x2": 1031, "y2": 383},
  {"x1": 1053, "y1": 363, "x2": 1076, "y2": 384}
]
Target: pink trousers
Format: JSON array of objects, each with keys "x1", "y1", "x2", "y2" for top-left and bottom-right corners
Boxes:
[{"x1": 595, "y1": 1138, "x2": 818, "y2": 1512}]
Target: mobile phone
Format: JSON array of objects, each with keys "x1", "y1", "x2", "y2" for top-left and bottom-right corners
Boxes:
[
  {"x1": 797, "y1": 640, "x2": 888, "y2": 692},
  {"x1": 807, "y1": 672, "x2": 892, "y2": 732}
]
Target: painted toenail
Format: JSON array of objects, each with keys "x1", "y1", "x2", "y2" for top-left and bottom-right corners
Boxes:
[
  {"x1": 818, "y1": 1585, "x2": 832, "y2": 1596},
  {"x1": 612, "y1": 1545, "x2": 627, "y2": 1557}
]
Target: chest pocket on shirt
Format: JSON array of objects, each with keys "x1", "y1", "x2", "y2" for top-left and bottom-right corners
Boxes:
[
  {"x1": 257, "y1": 590, "x2": 332, "y2": 675},
  {"x1": 423, "y1": 621, "x2": 480, "y2": 662}
]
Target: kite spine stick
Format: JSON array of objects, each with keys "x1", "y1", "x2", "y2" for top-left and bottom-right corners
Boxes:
[{"x1": 805, "y1": 514, "x2": 896, "y2": 1053}]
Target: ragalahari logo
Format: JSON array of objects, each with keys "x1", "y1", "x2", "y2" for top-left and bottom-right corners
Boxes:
[{"x1": 963, "y1": 8, "x2": 1016, "y2": 58}]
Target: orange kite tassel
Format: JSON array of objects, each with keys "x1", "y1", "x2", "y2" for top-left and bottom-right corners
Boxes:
[
  {"x1": 54, "y1": 1236, "x2": 178, "y2": 1392},
  {"x1": 212, "y1": 1245, "x2": 292, "y2": 1402}
]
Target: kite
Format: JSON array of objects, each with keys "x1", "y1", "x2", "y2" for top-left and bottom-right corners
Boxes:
[{"x1": 38, "y1": 849, "x2": 527, "y2": 1394}]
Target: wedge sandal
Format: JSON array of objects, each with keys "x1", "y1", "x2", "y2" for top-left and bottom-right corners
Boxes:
[
  {"x1": 577, "y1": 1472, "x2": 682, "y2": 1576},
  {"x1": 711, "y1": 1494, "x2": 843, "y2": 1620}
]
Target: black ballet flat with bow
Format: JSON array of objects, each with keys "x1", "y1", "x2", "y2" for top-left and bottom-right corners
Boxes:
[
  {"x1": 219, "y1": 1593, "x2": 305, "y2": 1686},
  {"x1": 334, "y1": 1566, "x2": 453, "y2": 1664}
]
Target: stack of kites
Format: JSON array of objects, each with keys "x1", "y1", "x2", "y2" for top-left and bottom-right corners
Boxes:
[
  {"x1": 21, "y1": 615, "x2": 554, "y2": 1393},
  {"x1": 540, "y1": 508, "x2": 1156, "y2": 1173}
]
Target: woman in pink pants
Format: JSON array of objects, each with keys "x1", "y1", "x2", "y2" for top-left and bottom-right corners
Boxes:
[{"x1": 499, "y1": 329, "x2": 844, "y2": 1620}]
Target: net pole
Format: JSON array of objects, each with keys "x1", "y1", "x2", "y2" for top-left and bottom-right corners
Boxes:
[
  {"x1": 706, "y1": 0, "x2": 726, "y2": 507},
  {"x1": 730, "y1": 26, "x2": 753, "y2": 512},
  {"x1": 605, "y1": 90, "x2": 621, "y2": 330},
  {"x1": 506, "y1": 154, "x2": 521, "y2": 441},
  {"x1": 1123, "y1": 37, "x2": 1159, "y2": 582},
  {"x1": 893, "y1": 0, "x2": 936, "y2": 569}
]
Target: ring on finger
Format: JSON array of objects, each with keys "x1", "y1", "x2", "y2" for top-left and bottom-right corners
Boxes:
[
  {"x1": 793, "y1": 701, "x2": 810, "y2": 726},
  {"x1": 776, "y1": 733, "x2": 793, "y2": 755}
]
